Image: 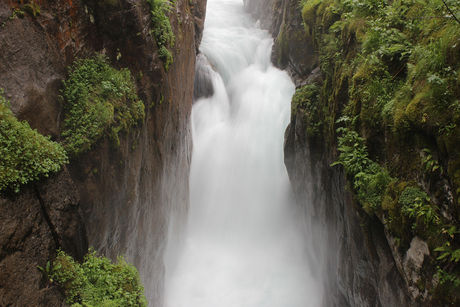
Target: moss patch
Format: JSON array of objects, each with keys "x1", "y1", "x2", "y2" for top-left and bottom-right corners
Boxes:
[{"x1": 61, "y1": 54, "x2": 145, "y2": 158}]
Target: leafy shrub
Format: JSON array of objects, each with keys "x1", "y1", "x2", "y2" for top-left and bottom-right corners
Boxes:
[
  {"x1": 332, "y1": 122, "x2": 393, "y2": 214},
  {"x1": 332, "y1": 125, "x2": 374, "y2": 177},
  {"x1": 0, "y1": 90, "x2": 68, "y2": 192},
  {"x1": 158, "y1": 46, "x2": 173, "y2": 71},
  {"x1": 51, "y1": 249, "x2": 148, "y2": 307},
  {"x1": 61, "y1": 54, "x2": 145, "y2": 157},
  {"x1": 355, "y1": 165, "x2": 393, "y2": 214},
  {"x1": 146, "y1": 0, "x2": 175, "y2": 70},
  {"x1": 399, "y1": 186, "x2": 439, "y2": 229}
]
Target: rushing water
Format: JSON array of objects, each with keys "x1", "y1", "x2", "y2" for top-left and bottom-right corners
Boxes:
[{"x1": 163, "y1": 0, "x2": 323, "y2": 305}]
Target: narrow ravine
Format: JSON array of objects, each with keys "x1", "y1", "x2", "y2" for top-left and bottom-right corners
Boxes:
[{"x1": 163, "y1": 0, "x2": 323, "y2": 305}]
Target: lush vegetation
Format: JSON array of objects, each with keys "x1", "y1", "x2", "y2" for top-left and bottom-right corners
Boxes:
[
  {"x1": 0, "y1": 90, "x2": 68, "y2": 192},
  {"x1": 296, "y1": 0, "x2": 460, "y2": 303},
  {"x1": 61, "y1": 54, "x2": 145, "y2": 157},
  {"x1": 49, "y1": 249, "x2": 148, "y2": 307},
  {"x1": 146, "y1": 0, "x2": 175, "y2": 70}
]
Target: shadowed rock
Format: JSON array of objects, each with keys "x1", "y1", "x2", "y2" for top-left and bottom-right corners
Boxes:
[{"x1": 193, "y1": 53, "x2": 215, "y2": 101}]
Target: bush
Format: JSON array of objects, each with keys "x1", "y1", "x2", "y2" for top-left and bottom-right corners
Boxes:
[
  {"x1": 61, "y1": 55, "x2": 145, "y2": 157},
  {"x1": 332, "y1": 122, "x2": 394, "y2": 214},
  {"x1": 51, "y1": 249, "x2": 148, "y2": 307},
  {"x1": 400, "y1": 185, "x2": 440, "y2": 229},
  {"x1": 0, "y1": 90, "x2": 68, "y2": 192},
  {"x1": 146, "y1": 0, "x2": 175, "y2": 70}
]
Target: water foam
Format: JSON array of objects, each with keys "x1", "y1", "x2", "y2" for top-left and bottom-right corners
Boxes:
[{"x1": 163, "y1": 0, "x2": 323, "y2": 305}]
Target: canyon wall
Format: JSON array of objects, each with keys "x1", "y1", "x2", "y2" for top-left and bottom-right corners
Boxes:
[
  {"x1": 0, "y1": 0, "x2": 204, "y2": 305},
  {"x1": 244, "y1": 0, "x2": 439, "y2": 306}
]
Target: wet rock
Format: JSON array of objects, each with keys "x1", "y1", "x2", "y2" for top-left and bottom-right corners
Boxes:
[
  {"x1": 0, "y1": 168, "x2": 85, "y2": 306},
  {"x1": 244, "y1": 0, "x2": 317, "y2": 87},
  {"x1": 284, "y1": 110, "x2": 411, "y2": 307},
  {"x1": 193, "y1": 54, "x2": 215, "y2": 101},
  {"x1": 404, "y1": 237, "x2": 430, "y2": 286},
  {"x1": 193, "y1": 0, "x2": 207, "y2": 53}
]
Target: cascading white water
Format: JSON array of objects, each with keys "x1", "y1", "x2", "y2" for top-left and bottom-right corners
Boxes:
[{"x1": 163, "y1": 0, "x2": 323, "y2": 305}]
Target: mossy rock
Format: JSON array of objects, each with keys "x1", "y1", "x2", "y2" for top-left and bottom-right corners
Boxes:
[
  {"x1": 405, "y1": 90, "x2": 428, "y2": 124},
  {"x1": 380, "y1": 181, "x2": 416, "y2": 249},
  {"x1": 109, "y1": 127, "x2": 121, "y2": 150},
  {"x1": 341, "y1": 18, "x2": 366, "y2": 42},
  {"x1": 301, "y1": 0, "x2": 321, "y2": 33},
  {"x1": 321, "y1": 2, "x2": 339, "y2": 31},
  {"x1": 275, "y1": 25, "x2": 290, "y2": 68},
  {"x1": 393, "y1": 108, "x2": 411, "y2": 132}
]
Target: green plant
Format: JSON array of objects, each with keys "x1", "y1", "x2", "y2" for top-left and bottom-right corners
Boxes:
[
  {"x1": 332, "y1": 120, "x2": 394, "y2": 214},
  {"x1": 291, "y1": 83, "x2": 325, "y2": 137},
  {"x1": 24, "y1": 1, "x2": 40, "y2": 18},
  {"x1": 38, "y1": 261, "x2": 54, "y2": 283},
  {"x1": 51, "y1": 249, "x2": 148, "y2": 307},
  {"x1": 435, "y1": 242, "x2": 460, "y2": 262},
  {"x1": 421, "y1": 149, "x2": 443, "y2": 174},
  {"x1": 0, "y1": 90, "x2": 68, "y2": 192},
  {"x1": 434, "y1": 267, "x2": 460, "y2": 305},
  {"x1": 399, "y1": 186, "x2": 439, "y2": 229},
  {"x1": 1, "y1": 7, "x2": 25, "y2": 27},
  {"x1": 332, "y1": 125, "x2": 374, "y2": 177},
  {"x1": 437, "y1": 268, "x2": 460, "y2": 287},
  {"x1": 355, "y1": 165, "x2": 393, "y2": 214},
  {"x1": 158, "y1": 46, "x2": 173, "y2": 71},
  {"x1": 146, "y1": 0, "x2": 175, "y2": 70},
  {"x1": 61, "y1": 54, "x2": 145, "y2": 157}
]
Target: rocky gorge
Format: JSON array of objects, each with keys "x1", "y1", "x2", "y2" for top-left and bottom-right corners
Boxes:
[{"x1": 1, "y1": 0, "x2": 460, "y2": 306}]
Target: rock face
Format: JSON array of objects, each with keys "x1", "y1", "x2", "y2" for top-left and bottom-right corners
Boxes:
[
  {"x1": 0, "y1": 0, "x2": 205, "y2": 305},
  {"x1": 244, "y1": 0, "x2": 317, "y2": 87},
  {"x1": 0, "y1": 168, "x2": 87, "y2": 306},
  {"x1": 245, "y1": 0, "x2": 417, "y2": 306},
  {"x1": 284, "y1": 113, "x2": 409, "y2": 307}
]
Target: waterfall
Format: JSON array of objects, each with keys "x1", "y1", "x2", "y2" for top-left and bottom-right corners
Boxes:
[{"x1": 163, "y1": 0, "x2": 323, "y2": 305}]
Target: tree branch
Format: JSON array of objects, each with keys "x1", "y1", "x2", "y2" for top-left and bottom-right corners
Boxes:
[
  {"x1": 407, "y1": 16, "x2": 454, "y2": 20},
  {"x1": 441, "y1": 0, "x2": 460, "y2": 26}
]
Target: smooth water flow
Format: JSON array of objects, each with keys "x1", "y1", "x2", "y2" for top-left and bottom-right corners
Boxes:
[{"x1": 163, "y1": 0, "x2": 323, "y2": 305}]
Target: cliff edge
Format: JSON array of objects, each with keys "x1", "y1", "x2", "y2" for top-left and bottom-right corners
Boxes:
[{"x1": 0, "y1": 0, "x2": 205, "y2": 305}]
